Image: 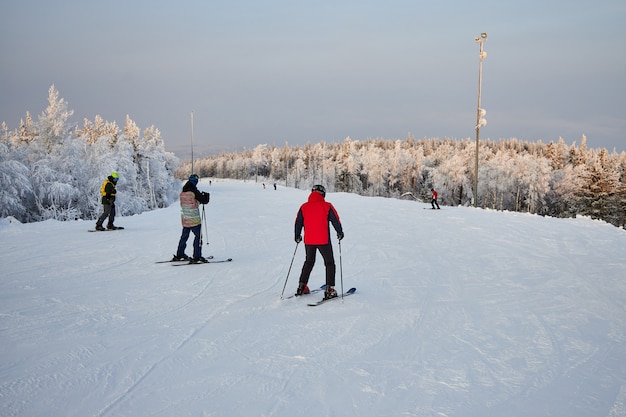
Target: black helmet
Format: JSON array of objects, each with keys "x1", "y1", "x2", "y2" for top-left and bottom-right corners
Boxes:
[{"x1": 312, "y1": 184, "x2": 326, "y2": 197}]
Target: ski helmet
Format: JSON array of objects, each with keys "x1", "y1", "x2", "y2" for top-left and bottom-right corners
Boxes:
[
  {"x1": 189, "y1": 174, "x2": 199, "y2": 185},
  {"x1": 311, "y1": 184, "x2": 326, "y2": 198},
  {"x1": 111, "y1": 171, "x2": 119, "y2": 180}
]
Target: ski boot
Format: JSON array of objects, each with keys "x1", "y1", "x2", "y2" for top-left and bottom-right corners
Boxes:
[
  {"x1": 295, "y1": 282, "x2": 310, "y2": 296},
  {"x1": 189, "y1": 256, "x2": 209, "y2": 264},
  {"x1": 323, "y1": 287, "x2": 338, "y2": 300}
]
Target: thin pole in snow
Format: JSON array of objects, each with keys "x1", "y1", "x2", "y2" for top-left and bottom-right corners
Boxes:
[{"x1": 190, "y1": 111, "x2": 195, "y2": 175}]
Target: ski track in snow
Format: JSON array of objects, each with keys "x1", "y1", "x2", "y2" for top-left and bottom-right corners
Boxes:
[{"x1": 1, "y1": 179, "x2": 626, "y2": 417}]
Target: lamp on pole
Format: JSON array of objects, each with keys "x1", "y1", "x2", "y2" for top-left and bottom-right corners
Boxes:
[{"x1": 473, "y1": 32, "x2": 488, "y2": 207}]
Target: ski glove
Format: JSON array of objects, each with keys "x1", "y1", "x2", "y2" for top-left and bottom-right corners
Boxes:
[
  {"x1": 337, "y1": 232, "x2": 344, "y2": 241},
  {"x1": 295, "y1": 235, "x2": 302, "y2": 243}
]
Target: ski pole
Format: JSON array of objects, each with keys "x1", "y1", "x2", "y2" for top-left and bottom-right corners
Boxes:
[
  {"x1": 202, "y1": 204, "x2": 209, "y2": 246},
  {"x1": 199, "y1": 205, "x2": 205, "y2": 246},
  {"x1": 280, "y1": 242, "x2": 300, "y2": 299},
  {"x1": 339, "y1": 239, "x2": 344, "y2": 301}
]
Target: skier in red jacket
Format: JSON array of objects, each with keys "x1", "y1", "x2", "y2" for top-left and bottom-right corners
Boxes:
[
  {"x1": 431, "y1": 188, "x2": 441, "y2": 209},
  {"x1": 294, "y1": 185, "x2": 344, "y2": 299}
]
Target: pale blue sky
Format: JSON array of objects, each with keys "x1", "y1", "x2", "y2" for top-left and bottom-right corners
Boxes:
[{"x1": 2, "y1": 0, "x2": 625, "y2": 157}]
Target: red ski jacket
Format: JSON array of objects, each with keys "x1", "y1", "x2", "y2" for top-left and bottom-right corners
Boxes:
[{"x1": 294, "y1": 191, "x2": 343, "y2": 245}]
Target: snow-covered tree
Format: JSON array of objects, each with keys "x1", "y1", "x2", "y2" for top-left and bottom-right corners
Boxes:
[
  {"x1": 0, "y1": 86, "x2": 180, "y2": 223},
  {"x1": 0, "y1": 143, "x2": 34, "y2": 220},
  {"x1": 37, "y1": 85, "x2": 74, "y2": 153}
]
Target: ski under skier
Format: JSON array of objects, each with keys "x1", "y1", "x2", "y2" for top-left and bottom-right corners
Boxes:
[
  {"x1": 173, "y1": 174, "x2": 210, "y2": 263},
  {"x1": 431, "y1": 188, "x2": 441, "y2": 210},
  {"x1": 294, "y1": 184, "x2": 344, "y2": 300},
  {"x1": 95, "y1": 172, "x2": 120, "y2": 230}
]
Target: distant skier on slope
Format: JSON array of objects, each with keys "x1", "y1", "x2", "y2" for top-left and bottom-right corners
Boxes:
[
  {"x1": 294, "y1": 185, "x2": 344, "y2": 300},
  {"x1": 173, "y1": 174, "x2": 210, "y2": 263},
  {"x1": 95, "y1": 172, "x2": 120, "y2": 230},
  {"x1": 431, "y1": 188, "x2": 441, "y2": 210}
]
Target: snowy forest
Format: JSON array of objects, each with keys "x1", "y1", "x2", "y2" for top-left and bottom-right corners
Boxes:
[
  {"x1": 0, "y1": 86, "x2": 180, "y2": 223},
  {"x1": 181, "y1": 136, "x2": 626, "y2": 228},
  {"x1": 3, "y1": 86, "x2": 625, "y2": 228}
]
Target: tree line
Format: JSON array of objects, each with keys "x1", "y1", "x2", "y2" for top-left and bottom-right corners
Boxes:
[
  {"x1": 180, "y1": 136, "x2": 626, "y2": 227},
  {"x1": 1, "y1": 86, "x2": 180, "y2": 223},
  {"x1": 4, "y1": 86, "x2": 624, "y2": 228}
]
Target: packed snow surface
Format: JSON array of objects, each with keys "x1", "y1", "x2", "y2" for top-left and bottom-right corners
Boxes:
[{"x1": 1, "y1": 179, "x2": 626, "y2": 417}]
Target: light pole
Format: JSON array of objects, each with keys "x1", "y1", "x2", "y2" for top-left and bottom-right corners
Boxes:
[
  {"x1": 190, "y1": 111, "x2": 195, "y2": 175},
  {"x1": 473, "y1": 32, "x2": 488, "y2": 207}
]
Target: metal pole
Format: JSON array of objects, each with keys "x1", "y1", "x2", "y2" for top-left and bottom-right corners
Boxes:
[
  {"x1": 190, "y1": 111, "x2": 194, "y2": 175},
  {"x1": 201, "y1": 204, "x2": 209, "y2": 247},
  {"x1": 280, "y1": 242, "x2": 300, "y2": 299},
  {"x1": 338, "y1": 240, "x2": 344, "y2": 301},
  {"x1": 473, "y1": 34, "x2": 487, "y2": 208}
]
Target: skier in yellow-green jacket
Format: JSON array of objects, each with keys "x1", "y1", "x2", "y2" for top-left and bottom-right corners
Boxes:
[{"x1": 95, "y1": 172, "x2": 120, "y2": 231}]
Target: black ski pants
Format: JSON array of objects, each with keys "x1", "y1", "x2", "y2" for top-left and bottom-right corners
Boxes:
[
  {"x1": 96, "y1": 203, "x2": 116, "y2": 227},
  {"x1": 299, "y1": 244, "x2": 336, "y2": 287}
]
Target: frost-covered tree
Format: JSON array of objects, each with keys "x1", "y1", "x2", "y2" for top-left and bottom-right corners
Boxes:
[
  {"x1": 521, "y1": 155, "x2": 551, "y2": 213},
  {"x1": 335, "y1": 138, "x2": 364, "y2": 193},
  {"x1": 362, "y1": 144, "x2": 388, "y2": 196},
  {"x1": 0, "y1": 86, "x2": 180, "y2": 223},
  {"x1": 1, "y1": 122, "x2": 8, "y2": 143},
  {"x1": 0, "y1": 143, "x2": 35, "y2": 220},
  {"x1": 252, "y1": 144, "x2": 269, "y2": 181},
  {"x1": 134, "y1": 125, "x2": 179, "y2": 209},
  {"x1": 37, "y1": 85, "x2": 74, "y2": 154},
  {"x1": 433, "y1": 147, "x2": 472, "y2": 206}
]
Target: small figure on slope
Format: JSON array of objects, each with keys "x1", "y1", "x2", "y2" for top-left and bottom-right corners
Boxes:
[
  {"x1": 431, "y1": 188, "x2": 441, "y2": 210},
  {"x1": 294, "y1": 184, "x2": 344, "y2": 300},
  {"x1": 95, "y1": 172, "x2": 120, "y2": 230},
  {"x1": 173, "y1": 174, "x2": 210, "y2": 263}
]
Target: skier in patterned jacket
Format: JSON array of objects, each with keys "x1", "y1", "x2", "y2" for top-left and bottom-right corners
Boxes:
[
  {"x1": 294, "y1": 184, "x2": 344, "y2": 300},
  {"x1": 173, "y1": 174, "x2": 210, "y2": 263}
]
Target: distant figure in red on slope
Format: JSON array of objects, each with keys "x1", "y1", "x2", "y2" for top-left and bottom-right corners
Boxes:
[{"x1": 431, "y1": 188, "x2": 441, "y2": 210}]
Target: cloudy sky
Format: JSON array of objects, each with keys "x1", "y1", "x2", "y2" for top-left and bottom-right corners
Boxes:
[{"x1": 1, "y1": 0, "x2": 625, "y2": 158}]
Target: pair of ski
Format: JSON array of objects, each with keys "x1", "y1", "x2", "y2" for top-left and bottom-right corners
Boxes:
[
  {"x1": 285, "y1": 284, "x2": 357, "y2": 306},
  {"x1": 155, "y1": 256, "x2": 233, "y2": 265}
]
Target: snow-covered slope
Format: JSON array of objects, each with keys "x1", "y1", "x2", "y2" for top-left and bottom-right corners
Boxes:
[{"x1": 1, "y1": 179, "x2": 625, "y2": 417}]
